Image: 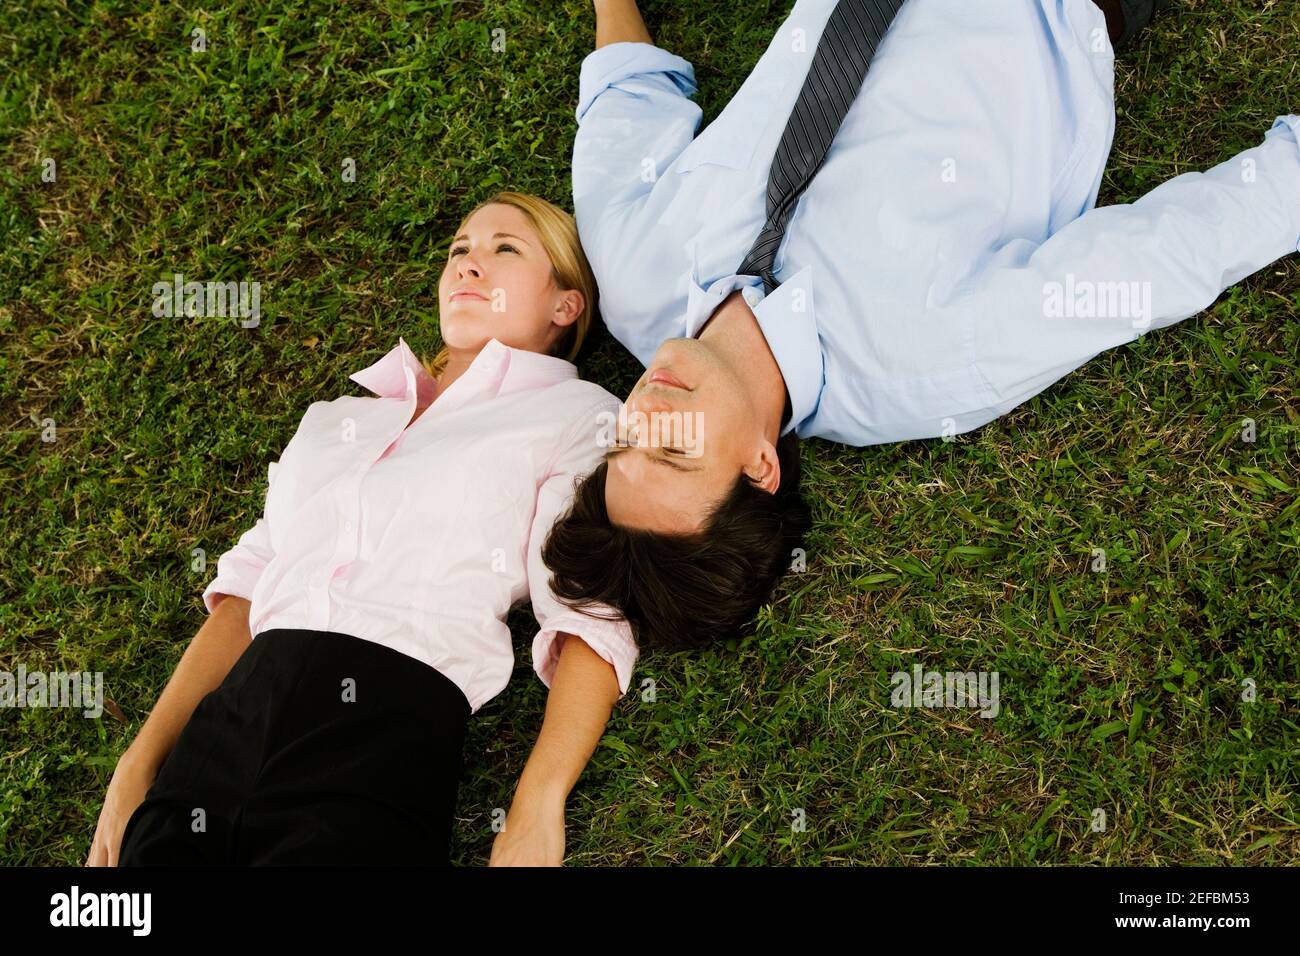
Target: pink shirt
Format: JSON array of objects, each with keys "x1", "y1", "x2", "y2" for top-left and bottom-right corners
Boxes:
[{"x1": 201, "y1": 336, "x2": 638, "y2": 714}]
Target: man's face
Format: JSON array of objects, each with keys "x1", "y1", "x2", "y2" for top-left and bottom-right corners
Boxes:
[{"x1": 603, "y1": 337, "x2": 778, "y2": 534}]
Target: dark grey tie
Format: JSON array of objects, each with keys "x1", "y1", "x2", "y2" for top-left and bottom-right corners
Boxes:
[{"x1": 737, "y1": 0, "x2": 906, "y2": 293}]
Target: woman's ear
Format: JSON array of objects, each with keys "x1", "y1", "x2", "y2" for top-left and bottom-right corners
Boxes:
[{"x1": 553, "y1": 288, "x2": 583, "y2": 328}]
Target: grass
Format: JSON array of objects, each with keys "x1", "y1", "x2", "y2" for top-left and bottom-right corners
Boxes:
[{"x1": 1, "y1": 0, "x2": 1297, "y2": 865}]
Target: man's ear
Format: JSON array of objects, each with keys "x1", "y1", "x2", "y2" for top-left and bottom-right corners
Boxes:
[{"x1": 745, "y1": 439, "x2": 782, "y2": 495}]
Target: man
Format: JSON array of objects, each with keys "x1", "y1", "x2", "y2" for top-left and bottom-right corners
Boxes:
[{"x1": 544, "y1": 0, "x2": 1299, "y2": 651}]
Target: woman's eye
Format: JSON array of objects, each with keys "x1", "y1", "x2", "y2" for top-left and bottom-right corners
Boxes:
[{"x1": 449, "y1": 244, "x2": 517, "y2": 256}]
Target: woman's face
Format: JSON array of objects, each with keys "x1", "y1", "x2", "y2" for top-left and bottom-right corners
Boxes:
[{"x1": 436, "y1": 203, "x2": 582, "y2": 358}]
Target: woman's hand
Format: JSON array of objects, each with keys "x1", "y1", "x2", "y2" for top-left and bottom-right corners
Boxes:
[
  {"x1": 86, "y1": 752, "x2": 158, "y2": 866},
  {"x1": 489, "y1": 633, "x2": 620, "y2": 866},
  {"x1": 488, "y1": 796, "x2": 566, "y2": 866}
]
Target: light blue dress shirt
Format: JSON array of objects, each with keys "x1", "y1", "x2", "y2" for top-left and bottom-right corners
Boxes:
[{"x1": 571, "y1": 0, "x2": 1300, "y2": 445}]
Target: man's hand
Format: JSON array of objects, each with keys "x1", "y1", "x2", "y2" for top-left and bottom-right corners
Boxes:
[
  {"x1": 593, "y1": 0, "x2": 652, "y2": 49},
  {"x1": 489, "y1": 796, "x2": 566, "y2": 866}
]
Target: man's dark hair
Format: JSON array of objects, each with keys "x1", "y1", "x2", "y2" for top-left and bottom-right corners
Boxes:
[{"x1": 541, "y1": 431, "x2": 812, "y2": 652}]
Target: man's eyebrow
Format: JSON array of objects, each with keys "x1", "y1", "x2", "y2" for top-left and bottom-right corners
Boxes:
[
  {"x1": 602, "y1": 446, "x2": 703, "y2": 473},
  {"x1": 450, "y1": 232, "x2": 531, "y2": 245}
]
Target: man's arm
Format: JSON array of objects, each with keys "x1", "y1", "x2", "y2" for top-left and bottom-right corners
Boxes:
[
  {"x1": 594, "y1": 0, "x2": 652, "y2": 48},
  {"x1": 966, "y1": 115, "x2": 1300, "y2": 418},
  {"x1": 573, "y1": 1, "x2": 701, "y2": 214},
  {"x1": 490, "y1": 633, "x2": 621, "y2": 866}
]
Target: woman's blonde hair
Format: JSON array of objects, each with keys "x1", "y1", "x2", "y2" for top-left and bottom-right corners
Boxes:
[{"x1": 421, "y1": 191, "x2": 598, "y2": 379}]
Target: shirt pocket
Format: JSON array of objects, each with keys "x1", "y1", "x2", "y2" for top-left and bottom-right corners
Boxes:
[
  {"x1": 660, "y1": 117, "x2": 770, "y2": 234},
  {"x1": 674, "y1": 123, "x2": 762, "y2": 173}
]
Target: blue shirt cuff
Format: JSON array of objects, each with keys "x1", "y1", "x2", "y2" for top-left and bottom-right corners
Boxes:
[{"x1": 576, "y1": 41, "x2": 698, "y2": 125}]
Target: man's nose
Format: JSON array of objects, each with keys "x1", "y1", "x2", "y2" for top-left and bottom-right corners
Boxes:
[{"x1": 628, "y1": 388, "x2": 678, "y2": 417}]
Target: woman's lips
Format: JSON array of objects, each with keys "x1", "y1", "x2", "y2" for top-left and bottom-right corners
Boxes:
[
  {"x1": 450, "y1": 290, "x2": 487, "y2": 302},
  {"x1": 648, "y1": 368, "x2": 689, "y2": 390}
]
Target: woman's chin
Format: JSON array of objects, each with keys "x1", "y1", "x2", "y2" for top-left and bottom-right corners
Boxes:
[{"x1": 438, "y1": 322, "x2": 487, "y2": 349}]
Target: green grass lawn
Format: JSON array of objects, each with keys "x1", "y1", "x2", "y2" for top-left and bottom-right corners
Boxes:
[{"x1": 1, "y1": 0, "x2": 1296, "y2": 865}]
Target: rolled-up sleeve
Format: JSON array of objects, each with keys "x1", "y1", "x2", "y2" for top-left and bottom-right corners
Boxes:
[
  {"x1": 573, "y1": 41, "x2": 701, "y2": 214},
  {"x1": 967, "y1": 114, "x2": 1300, "y2": 413},
  {"x1": 200, "y1": 460, "x2": 280, "y2": 615},
  {"x1": 526, "y1": 404, "x2": 639, "y2": 699}
]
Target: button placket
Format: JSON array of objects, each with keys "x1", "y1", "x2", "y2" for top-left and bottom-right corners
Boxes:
[
  {"x1": 333, "y1": 419, "x2": 379, "y2": 580},
  {"x1": 380, "y1": 366, "x2": 422, "y2": 459},
  {"x1": 332, "y1": 478, "x2": 359, "y2": 571}
]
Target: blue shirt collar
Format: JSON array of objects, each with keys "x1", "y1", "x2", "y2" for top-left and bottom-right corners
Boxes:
[{"x1": 682, "y1": 247, "x2": 825, "y2": 437}]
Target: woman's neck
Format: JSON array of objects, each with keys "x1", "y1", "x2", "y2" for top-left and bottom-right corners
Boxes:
[
  {"x1": 407, "y1": 347, "x2": 476, "y2": 429},
  {"x1": 436, "y1": 348, "x2": 478, "y2": 397}
]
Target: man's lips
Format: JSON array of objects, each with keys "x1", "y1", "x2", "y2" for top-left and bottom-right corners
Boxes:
[{"x1": 648, "y1": 368, "x2": 689, "y2": 390}]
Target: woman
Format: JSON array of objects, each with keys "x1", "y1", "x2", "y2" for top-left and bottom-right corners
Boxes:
[{"x1": 86, "y1": 192, "x2": 640, "y2": 866}]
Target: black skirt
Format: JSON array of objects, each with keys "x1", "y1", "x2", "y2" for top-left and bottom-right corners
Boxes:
[{"x1": 119, "y1": 628, "x2": 471, "y2": 866}]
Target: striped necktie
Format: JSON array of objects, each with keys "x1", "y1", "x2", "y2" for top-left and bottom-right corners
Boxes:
[{"x1": 736, "y1": 0, "x2": 907, "y2": 293}]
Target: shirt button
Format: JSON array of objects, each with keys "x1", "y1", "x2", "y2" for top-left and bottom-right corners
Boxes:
[
  {"x1": 742, "y1": 287, "x2": 759, "y2": 307},
  {"x1": 344, "y1": 520, "x2": 353, "y2": 533}
]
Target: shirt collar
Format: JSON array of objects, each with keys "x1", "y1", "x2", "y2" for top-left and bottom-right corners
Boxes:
[
  {"x1": 682, "y1": 247, "x2": 825, "y2": 437},
  {"x1": 349, "y1": 336, "x2": 578, "y2": 406}
]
